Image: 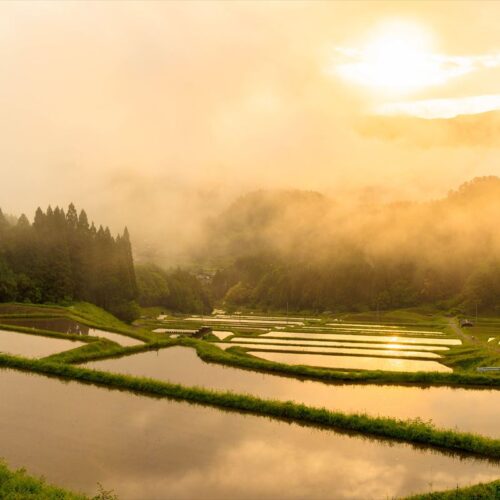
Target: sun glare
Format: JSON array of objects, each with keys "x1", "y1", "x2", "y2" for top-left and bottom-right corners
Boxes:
[{"x1": 335, "y1": 22, "x2": 445, "y2": 94}]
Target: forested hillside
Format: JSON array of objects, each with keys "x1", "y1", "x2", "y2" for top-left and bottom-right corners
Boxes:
[
  {"x1": 136, "y1": 264, "x2": 212, "y2": 314},
  {"x1": 0, "y1": 204, "x2": 139, "y2": 321},
  {"x1": 205, "y1": 177, "x2": 500, "y2": 314}
]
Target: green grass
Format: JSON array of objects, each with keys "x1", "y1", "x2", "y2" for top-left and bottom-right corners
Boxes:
[
  {"x1": 405, "y1": 479, "x2": 500, "y2": 499},
  {"x1": 0, "y1": 460, "x2": 85, "y2": 499}
]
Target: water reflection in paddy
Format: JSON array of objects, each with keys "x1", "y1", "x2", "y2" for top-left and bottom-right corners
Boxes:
[
  {"x1": 325, "y1": 325, "x2": 444, "y2": 334},
  {"x1": 186, "y1": 317, "x2": 305, "y2": 326},
  {"x1": 0, "y1": 318, "x2": 142, "y2": 347},
  {"x1": 86, "y1": 347, "x2": 499, "y2": 437},
  {"x1": 230, "y1": 337, "x2": 449, "y2": 351},
  {"x1": 0, "y1": 368, "x2": 498, "y2": 500},
  {"x1": 261, "y1": 331, "x2": 461, "y2": 345},
  {"x1": 245, "y1": 350, "x2": 452, "y2": 373},
  {"x1": 0, "y1": 330, "x2": 85, "y2": 358},
  {"x1": 301, "y1": 325, "x2": 445, "y2": 335},
  {"x1": 216, "y1": 345, "x2": 451, "y2": 373},
  {"x1": 220, "y1": 342, "x2": 442, "y2": 359}
]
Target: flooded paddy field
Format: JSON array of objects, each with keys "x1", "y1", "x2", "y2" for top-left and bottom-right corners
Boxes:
[
  {"x1": 260, "y1": 331, "x2": 461, "y2": 345},
  {"x1": 0, "y1": 329, "x2": 85, "y2": 358},
  {"x1": 149, "y1": 316, "x2": 463, "y2": 374},
  {"x1": 0, "y1": 367, "x2": 498, "y2": 500},
  {"x1": 85, "y1": 347, "x2": 500, "y2": 437},
  {"x1": 0, "y1": 317, "x2": 142, "y2": 347},
  {"x1": 228, "y1": 336, "x2": 450, "y2": 351},
  {"x1": 185, "y1": 317, "x2": 306, "y2": 326},
  {"x1": 325, "y1": 325, "x2": 444, "y2": 335},
  {"x1": 216, "y1": 341, "x2": 443, "y2": 359},
  {"x1": 245, "y1": 350, "x2": 452, "y2": 373}
]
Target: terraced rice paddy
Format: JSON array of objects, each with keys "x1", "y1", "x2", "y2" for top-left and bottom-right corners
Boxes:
[
  {"x1": 260, "y1": 331, "x2": 461, "y2": 345},
  {"x1": 218, "y1": 341, "x2": 443, "y2": 358},
  {"x1": 0, "y1": 317, "x2": 142, "y2": 347},
  {"x1": 185, "y1": 317, "x2": 305, "y2": 326},
  {"x1": 154, "y1": 316, "x2": 461, "y2": 373},
  {"x1": 214, "y1": 314, "x2": 322, "y2": 322},
  {"x1": 326, "y1": 324, "x2": 443, "y2": 334},
  {"x1": 246, "y1": 350, "x2": 452, "y2": 373},
  {"x1": 2, "y1": 367, "x2": 498, "y2": 499},
  {"x1": 0, "y1": 330, "x2": 85, "y2": 358},
  {"x1": 228, "y1": 337, "x2": 449, "y2": 351},
  {"x1": 84, "y1": 347, "x2": 500, "y2": 435},
  {"x1": 301, "y1": 326, "x2": 446, "y2": 335}
]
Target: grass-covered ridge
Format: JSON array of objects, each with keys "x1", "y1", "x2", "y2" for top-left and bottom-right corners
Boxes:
[
  {"x1": 0, "y1": 460, "x2": 85, "y2": 499},
  {"x1": 404, "y1": 478, "x2": 500, "y2": 499}
]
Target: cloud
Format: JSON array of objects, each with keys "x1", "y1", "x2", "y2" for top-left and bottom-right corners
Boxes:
[
  {"x1": 377, "y1": 94, "x2": 500, "y2": 119},
  {"x1": 356, "y1": 110, "x2": 500, "y2": 148},
  {"x1": 333, "y1": 45, "x2": 500, "y2": 90}
]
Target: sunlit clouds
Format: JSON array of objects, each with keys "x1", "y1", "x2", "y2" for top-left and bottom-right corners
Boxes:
[
  {"x1": 332, "y1": 20, "x2": 500, "y2": 96},
  {"x1": 377, "y1": 94, "x2": 500, "y2": 119},
  {"x1": 333, "y1": 22, "x2": 446, "y2": 94},
  {"x1": 331, "y1": 19, "x2": 500, "y2": 119}
]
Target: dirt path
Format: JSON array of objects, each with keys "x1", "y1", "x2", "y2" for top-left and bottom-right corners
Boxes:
[
  {"x1": 449, "y1": 318, "x2": 500, "y2": 355},
  {"x1": 448, "y1": 319, "x2": 475, "y2": 345}
]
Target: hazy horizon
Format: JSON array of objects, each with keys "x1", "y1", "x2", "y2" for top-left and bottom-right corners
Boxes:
[{"x1": 1, "y1": 1, "x2": 500, "y2": 260}]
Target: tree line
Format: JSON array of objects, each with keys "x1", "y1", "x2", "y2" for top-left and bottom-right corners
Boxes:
[
  {"x1": 0, "y1": 204, "x2": 214, "y2": 319},
  {"x1": 207, "y1": 177, "x2": 500, "y2": 315},
  {"x1": 135, "y1": 263, "x2": 212, "y2": 314},
  {"x1": 0, "y1": 204, "x2": 139, "y2": 321}
]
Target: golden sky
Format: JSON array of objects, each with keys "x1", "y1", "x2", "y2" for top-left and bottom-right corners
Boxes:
[{"x1": 1, "y1": 1, "x2": 500, "y2": 225}]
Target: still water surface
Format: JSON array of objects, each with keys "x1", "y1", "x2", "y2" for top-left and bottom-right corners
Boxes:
[
  {"x1": 86, "y1": 347, "x2": 498, "y2": 437},
  {"x1": 246, "y1": 351, "x2": 452, "y2": 373},
  {"x1": 0, "y1": 318, "x2": 142, "y2": 347},
  {"x1": 229, "y1": 336, "x2": 449, "y2": 351},
  {"x1": 261, "y1": 331, "x2": 461, "y2": 345},
  {"x1": 0, "y1": 368, "x2": 498, "y2": 500},
  {"x1": 222, "y1": 342, "x2": 442, "y2": 359},
  {"x1": 0, "y1": 330, "x2": 85, "y2": 358}
]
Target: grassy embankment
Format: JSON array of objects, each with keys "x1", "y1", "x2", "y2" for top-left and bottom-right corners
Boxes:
[
  {"x1": 1, "y1": 453, "x2": 499, "y2": 500},
  {"x1": 0, "y1": 460, "x2": 84, "y2": 499},
  {"x1": 405, "y1": 479, "x2": 500, "y2": 499}
]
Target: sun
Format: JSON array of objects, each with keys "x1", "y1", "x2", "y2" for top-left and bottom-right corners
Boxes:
[{"x1": 335, "y1": 21, "x2": 444, "y2": 94}]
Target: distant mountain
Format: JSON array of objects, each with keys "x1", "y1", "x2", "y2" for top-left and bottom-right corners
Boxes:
[{"x1": 203, "y1": 177, "x2": 500, "y2": 313}]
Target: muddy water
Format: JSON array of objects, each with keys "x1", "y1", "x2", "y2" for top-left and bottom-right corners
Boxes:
[
  {"x1": 86, "y1": 347, "x2": 499, "y2": 437},
  {"x1": 0, "y1": 368, "x2": 498, "y2": 500},
  {"x1": 0, "y1": 330, "x2": 85, "y2": 358},
  {"x1": 0, "y1": 318, "x2": 142, "y2": 347}
]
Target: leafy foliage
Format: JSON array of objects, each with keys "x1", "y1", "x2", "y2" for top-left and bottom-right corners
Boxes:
[
  {"x1": 206, "y1": 177, "x2": 500, "y2": 314},
  {"x1": 0, "y1": 204, "x2": 139, "y2": 322},
  {"x1": 136, "y1": 264, "x2": 212, "y2": 314}
]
